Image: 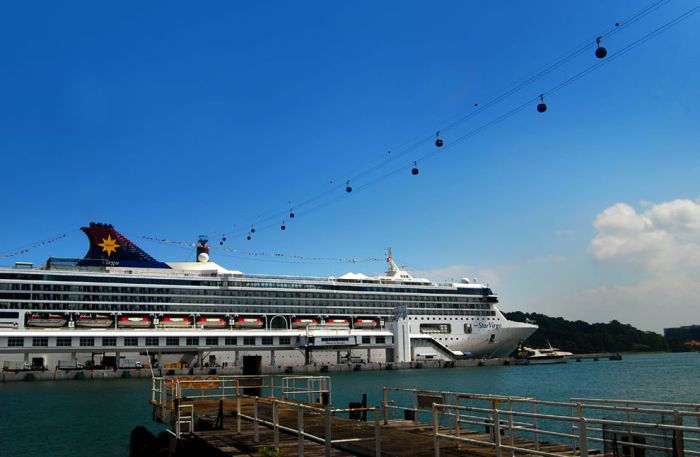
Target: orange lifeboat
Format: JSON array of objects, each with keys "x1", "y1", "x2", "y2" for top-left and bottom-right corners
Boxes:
[
  {"x1": 233, "y1": 317, "x2": 264, "y2": 329},
  {"x1": 353, "y1": 319, "x2": 377, "y2": 329},
  {"x1": 291, "y1": 318, "x2": 318, "y2": 329},
  {"x1": 76, "y1": 314, "x2": 113, "y2": 328},
  {"x1": 160, "y1": 316, "x2": 192, "y2": 328},
  {"x1": 117, "y1": 316, "x2": 152, "y2": 328},
  {"x1": 197, "y1": 317, "x2": 227, "y2": 329},
  {"x1": 324, "y1": 319, "x2": 350, "y2": 327},
  {"x1": 27, "y1": 313, "x2": 68, "y2": 328}
]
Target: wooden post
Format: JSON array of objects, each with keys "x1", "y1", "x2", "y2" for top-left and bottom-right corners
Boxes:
[{"x1": 579, "y1": 417, "x2": 589, "y2": 457}]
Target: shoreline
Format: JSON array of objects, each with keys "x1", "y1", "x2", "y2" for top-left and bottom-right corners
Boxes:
[{"x1": 1, "y1": 358, "x2": 505, "y2": 382}]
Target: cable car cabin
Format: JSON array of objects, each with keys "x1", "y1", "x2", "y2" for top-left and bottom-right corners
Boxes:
[{"x1": 233, "y1": 317, "x2": 264, "y2": 329}]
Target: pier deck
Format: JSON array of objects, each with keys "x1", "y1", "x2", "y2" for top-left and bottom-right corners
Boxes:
[{"x1": 147, "y1": 375, "x2": 700, "y2": 457}]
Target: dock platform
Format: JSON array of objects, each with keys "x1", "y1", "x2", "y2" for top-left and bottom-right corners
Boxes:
[{"x1": 144, "y1": 375, "x2": 700, "y2": 457}]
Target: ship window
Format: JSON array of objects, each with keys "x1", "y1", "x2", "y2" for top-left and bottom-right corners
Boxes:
[
  {"x1": 145, "y1": 337, "x2": 159, "y2": 346},
  {"x1": 124, "y1": 337, "x2": 138, "y2": 346},
  {"x1": 33, "y1": 337, "x2": 48, "y2": 347},
  {"x1": 186, "y1": 337, "x2": 200, "y2": 346},
  {"x1": 376, "y1": 336, "x2": 385, "y2": 344},
  {"x1": 464, "y1": 324, "x2": 472, "y2": 334},
  {"x1": 489, "y1": 334, "x2": 496, "y2": 343},
  {"x1": 420, "y1": 324, "x2": 451, "y2": 334},
  {"x1": 102, "y1": 337, "x2": 116, "y2": 347},
  {"x1": 279, "y1": 336, "x2": 290, "y2": 345},
  {"x1": 224, "y1": 337, "x2": 237, "y2": 346},
  {"x1": 243, "y1": 337, "x2": 255, "y2": 346},
  {"x1": 80, "y1": 337, "x2": 95, "y2": 347},
  {"x1": 8, "y1": 337, "x2": 24, "y2": 347},
  {"x1": 205, "y1": 337, "x2": 219, "y2": 346},
  {"x1": 262, "y1": 337, "x2": 273, "y2": 345},
  {"x1": 0, "y1": 311, "x2": 19, "y2": 318},
  {"x1": 166, "y1": 337, "x2": 179, "y2": 346},
  {"x1": 57, "y1": 337, "x2": 72, "y2": 347},
  {"x1": 362, "y1": 336, "x2": 371, "y2": 344}
]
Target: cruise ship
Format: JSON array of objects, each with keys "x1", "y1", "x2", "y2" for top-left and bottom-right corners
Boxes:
[{"x1": 0, "y1": 223, "x2": 537, "y2": 370}]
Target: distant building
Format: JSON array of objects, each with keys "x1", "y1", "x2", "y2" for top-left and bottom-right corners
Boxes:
[{"x1": 664, "y1": 325, "x2": 700, "y2": 351}]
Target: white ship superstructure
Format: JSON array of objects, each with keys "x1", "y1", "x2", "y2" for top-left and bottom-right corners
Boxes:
[{"x1": 0, "y1": 223, "x2": 537, "y2": 369}]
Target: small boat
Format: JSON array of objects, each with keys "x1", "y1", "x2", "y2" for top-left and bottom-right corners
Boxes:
[
  {"x1": 353, "y1": 319, "x2": 377, "y2": 329},
  {"x1": 324, "y1": 319, "x2": 350, "y2": 327},
  {"x1": 291, "y1": 318, "x2": 318, "y2": 329},
  {"x1": 117, "y1": 316, "x2": 152, "y2": 328},
  {"x1": 233, "y1": 317, "x2": 264, "y2": 329},
  {"x1": 515, "y1": 345, "x2": 569, "y2": 365},
  {"x1": 75, "y1": 314, "x2": 113, "y2": 328},
  {"x1": 26, "y1": 313, "x2": 67, "y2": 328},
  {"x1": 159, "y1": 316, "x2": 191, "y2": 328},
  {"x1": 197, "y1": 317, "x2": 227, "y2": 329}
]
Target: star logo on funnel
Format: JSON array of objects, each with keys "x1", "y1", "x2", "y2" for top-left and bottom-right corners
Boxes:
[{"x1": 98, "y1": 235, "x2": 121, "y2": 256}]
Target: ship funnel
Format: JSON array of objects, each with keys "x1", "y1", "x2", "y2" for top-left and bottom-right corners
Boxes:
[{"x1": 197, "y1": 236, "x2": 210, "y2": 263}]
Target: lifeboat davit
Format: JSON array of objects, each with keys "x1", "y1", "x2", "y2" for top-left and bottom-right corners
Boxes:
[
  {"x1": 353, "y1": 319, "x2": 377, "y2": 329},
  {"x1": 76, "y1": 314, "x2": 113, "y2": 328},
  {"x1": 26, "y1": 313, "x2": 68, "y2": 328},
  {"x1": 324, "y1": 319, "x2": 350, "y2": 327},
  {"x1": 233, "y1": 317, "x2": 264, "y2": 329},
  {"x1": 197, "y1": 317, "x2": 227, "y2": 329},
  {"x1": 291, "y1": 318, "x2": 318, "y2": 329},
  {"x1": 117, "y1": 316, "x2": 152, "y2": 328},
  {"x1": 160, "y1": 317, "x2": 192, "y2": 328}
]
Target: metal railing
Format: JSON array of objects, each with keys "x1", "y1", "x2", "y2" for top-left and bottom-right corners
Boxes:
[
  {"x1": 151, "y1": 374, "x2": 382, "y2": 456},
  {"x1": 381, "y1": 387, "x2": 700, "y2": 457},
  {"x1": 241, "y1": 396, "x2": 382, "y2": 457}
]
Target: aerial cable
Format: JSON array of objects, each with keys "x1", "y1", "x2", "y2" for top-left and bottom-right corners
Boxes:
[
  {"x1": 212, "y1": 0, "x2": 679, "y2": 240},
  {"x1": 0, "y1": 231, "x2": 75, "y2": 260}
]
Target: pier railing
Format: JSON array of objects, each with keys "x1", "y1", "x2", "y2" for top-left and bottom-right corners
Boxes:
[
  {"x1": 151, "y1": 374, "x2": 382, "y2": 457},
  {"x1": 382, "y1": 387, "x2": 700, "y2": 457}
]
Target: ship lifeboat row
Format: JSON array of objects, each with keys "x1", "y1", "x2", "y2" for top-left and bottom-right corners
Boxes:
[{"x1": 26, "y1": 314, "x2": 379, "y2": 329}]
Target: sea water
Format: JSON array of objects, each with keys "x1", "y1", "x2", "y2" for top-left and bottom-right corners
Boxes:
[{"x1": 0, "y1": 352, "x2": 697, "y2": 457}]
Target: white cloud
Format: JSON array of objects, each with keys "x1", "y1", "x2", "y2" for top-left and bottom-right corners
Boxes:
[
  {"x1": 582, "y1": 196, "x2": 700, "y2": 330},
  {"x1": 589, "y1": 198, "x2": 700, "y2": 270}
]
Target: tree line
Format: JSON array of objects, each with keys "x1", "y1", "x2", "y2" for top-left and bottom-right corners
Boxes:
[{"x1": 504, "y1": 311, "x2": 672, "y2": 353}]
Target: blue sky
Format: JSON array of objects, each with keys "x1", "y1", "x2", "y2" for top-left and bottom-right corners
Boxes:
[{"x1": 1, "y1": 1, "x2": 699, "y2": 332}]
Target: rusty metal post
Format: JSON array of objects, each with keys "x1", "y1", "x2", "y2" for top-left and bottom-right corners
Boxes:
[
  {"x1": 579, "y1": 417, "x2": 589, "y2": 457},
  {"x1": 254, "y1": 397, "x2": 259, "y2": 443},
  {"x1": 493, "y1": 407, "x2": 502, "y2": 457},
  {"x1": 298, "y1": 405, "x2": 305, "y2": 457},
  {"x1": 375, "y1": 407, "x2": 382, "y2": 457},
  {"x1": 273, "y1": 399, "x2": 280, "y2": 448},
  {"x1": 324, "y1": 405, "x2": 332, "y2": 457},
  {"x1": 433, "y1": 404, "x2": 440, "y2": 457},
  {"x1": 673, "y1": 410, "x2": 685, "y2": 457}
]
